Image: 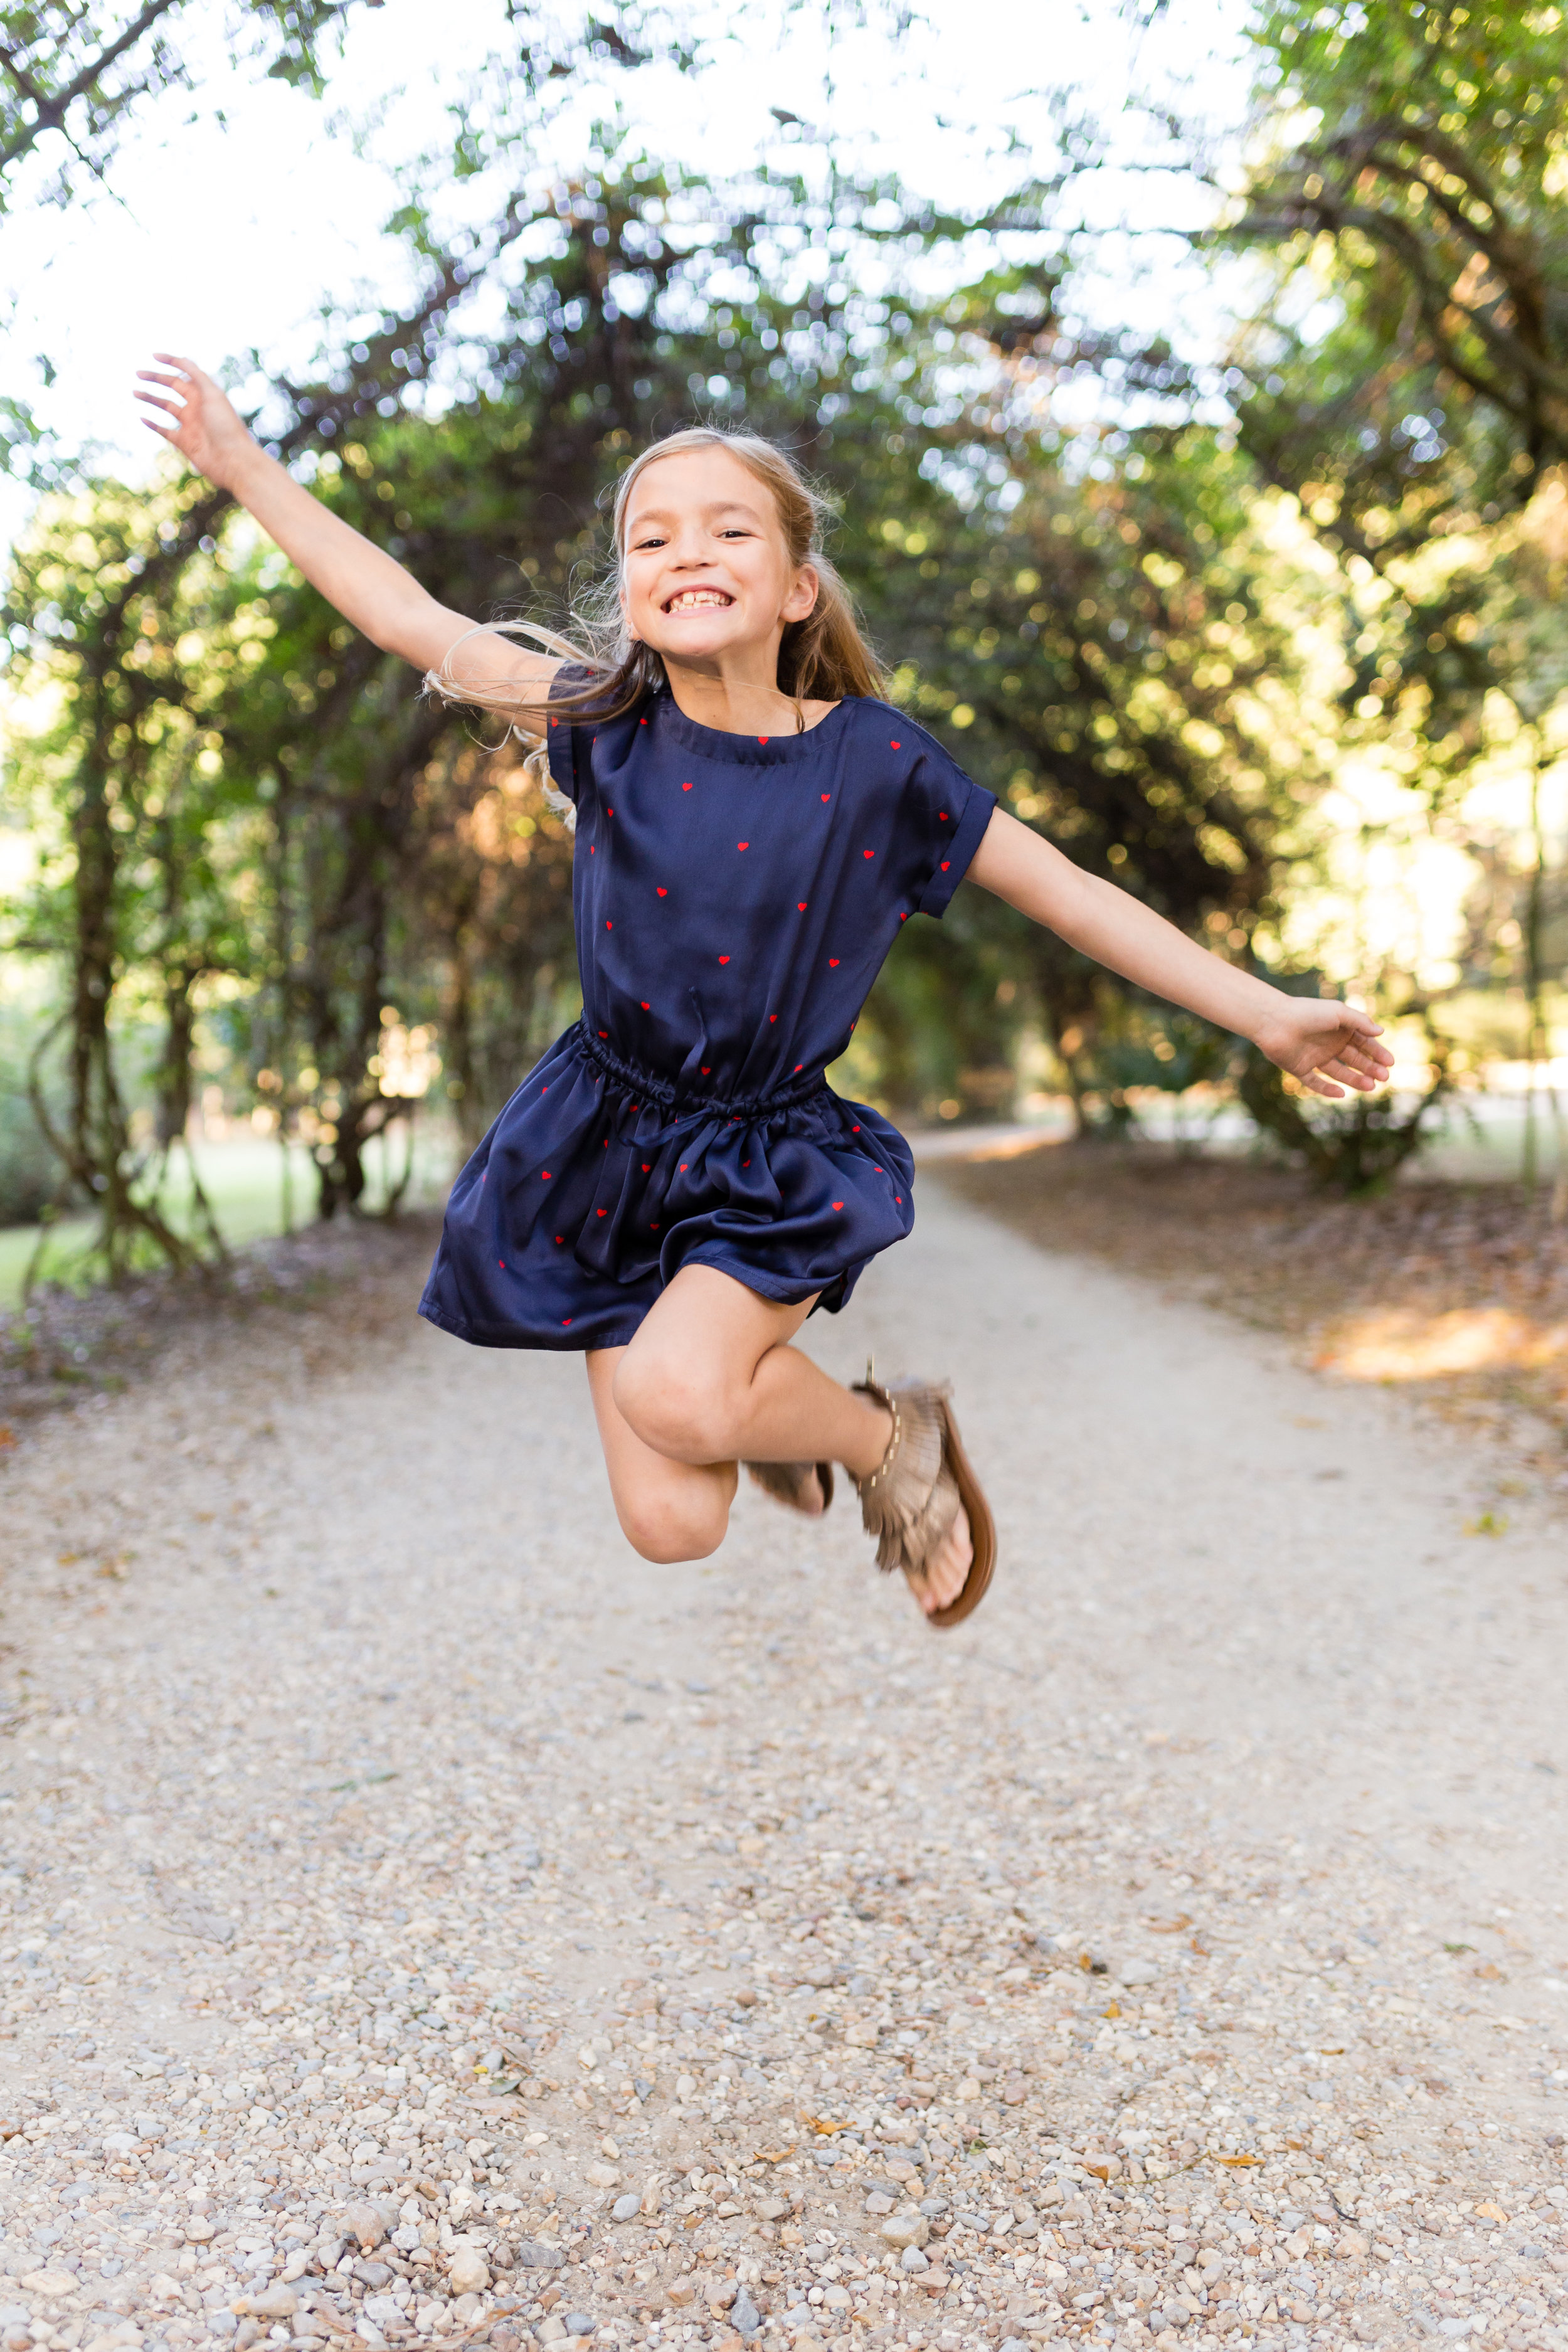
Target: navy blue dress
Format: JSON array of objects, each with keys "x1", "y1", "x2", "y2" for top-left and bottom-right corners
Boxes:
[{"x1": 418, "y1": 683, "x2": 996, "y2": 1352}]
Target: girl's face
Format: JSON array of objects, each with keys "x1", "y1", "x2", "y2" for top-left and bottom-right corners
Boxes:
[{"x1": 620, "y1": 447, "x2": 818, "y2": 670}]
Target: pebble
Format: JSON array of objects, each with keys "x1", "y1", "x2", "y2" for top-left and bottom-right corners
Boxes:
[
  {"x1": 0, "y1": 1196, "x2": 1565, "y2": 2352},
  {"x1": 445, "y1": 2245, "x2": 490, "y2": 2294}
]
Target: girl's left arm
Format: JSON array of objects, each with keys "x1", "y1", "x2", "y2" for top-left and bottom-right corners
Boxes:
[{"x1": 967, "y1": 808, "x2": 1394, "y2": 1099}]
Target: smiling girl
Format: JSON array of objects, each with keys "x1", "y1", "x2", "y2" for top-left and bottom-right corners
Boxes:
[{"x1": 137, "y1": 357, "x2": 1392, "y2": 1627}]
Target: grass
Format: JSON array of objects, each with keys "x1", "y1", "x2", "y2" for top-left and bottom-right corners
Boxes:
[{"x1": 0, "y1": 1129, "x2": 452, "y2": 1310}]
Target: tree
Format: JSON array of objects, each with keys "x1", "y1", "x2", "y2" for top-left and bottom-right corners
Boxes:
[{"x1": 1222, "y1": 0, "x2": 1568, "y2": 560}]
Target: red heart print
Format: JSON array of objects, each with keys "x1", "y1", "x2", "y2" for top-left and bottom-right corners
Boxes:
[
  {"x1": 793, "y1": 1063, "x2": 803, "y2": 1073},
  {"x1": 640, "y1": 1000, "x2": 650, "y2": 1010},
  {"x1": 650, "y1": 1220, "x2": 660, "y2": 1230},
  {"x1": 682, "y1": 781, "x2": 693, "y2": 791},
  {"x1": 742, "y1": 1159, "x2": 750, "y2": 1168},
  {"x1": 769, "y1": 1014, "x2": 777, "y2": 1022},
  {"x1": 863, "y1": 849, "x2": 874, "y2": 859},
  {"x1": 541, "y1": 1171, "x2": 551, "y2": 1180},
  {"x1": 832, "y1": 1200, "x2": 844, "y2": 1210},
  {"x1": 561, "y1": 1316, "x2": 572, "y2": 1326},
  {"x1": 719, "y1": 955, "x2": 730, "y2": 964},
  {"x1": 589, "y1": 844, "x2": 594, "y2": 854},
  {"x1": 598, "y1": 1029, "x2": 607, "y2": 1037},
  {"x1": 642, "y1": 1163, "x2": 650, "y2": 1172},
  {"x1": 852, "y1": 1124, "x2": 861, "y2": 1133},
  {"x1": 701, "y1": 1066, "x2": 711, "y2": 1074},
  {"x1": 899, "y1": 911, "x2": 908, "y2": 921},
  {"x1": 797, "y1": 901, "x2": 807, "y2": 911},
  {"x1": 939, "y1": 810, "x2": 948, "y2": 820},
  {"x1": 657, "y1": 886, "x2": 668, "y2": 896},
  {"x1": 597, "y1": 1208, "x2": 607, "y2": 1217},
  {"x1": 829, "y1": 958, "x2": 840, "y2": 967},
  {"x1": 891, "y1": 739, "x2": 901, "y2": 748},
  {"x1": 498, "y1": 1258, "x2": 506, "y2": 1269},
  {"x1": 608, "y1": 807, "x2": 613, "y2": 817},
  {"x1": 605, "y1": 919, "x2": 612, "y2": 929},
  {"x1": 679, "y1": 1162, "x2": 687, "y2": 1172},
  {"x1": 738, "y1": 841, "x2": 749, "y2": 850},
  {"x1": 941, "y1": 860, "x2": 950, "y2": 871},
  {"x1": 555, "y1": 1234, "x2": 563, "y2": 1243},
  {"x1": 758, "y1": 736, "x2": 769, "y2": 745}
]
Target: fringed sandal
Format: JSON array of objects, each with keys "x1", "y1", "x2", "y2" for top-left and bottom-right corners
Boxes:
[
  {"x1": 850, "y1": 1368, "x2": 996, "y2": 1628},
  {"x1": 745, "y1": 1459, "x2": 835, "y2": 1517}
]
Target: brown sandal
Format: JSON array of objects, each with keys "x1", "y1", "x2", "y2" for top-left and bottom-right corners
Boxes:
[
  {"x1": 850, "y1": 1369, "x2": 995, "y2": 1628},
  {"x1": 745, "y1": 1459, "x2": 835, "y2": 1515}
]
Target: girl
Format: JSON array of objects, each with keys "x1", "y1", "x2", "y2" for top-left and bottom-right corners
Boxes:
[{"x1": 136, "y1": 356, "x2": 1393, "y2": 1629}]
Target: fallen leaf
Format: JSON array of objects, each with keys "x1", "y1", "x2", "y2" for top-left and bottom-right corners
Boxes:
[{"x1": 1214, "y1": 2154, "x2": 1263, "y2": 2168}]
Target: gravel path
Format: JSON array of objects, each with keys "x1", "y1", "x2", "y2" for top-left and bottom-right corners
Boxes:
[{"x1": 1, "y1": 1184, "x2": 1567, "y2": 2352}]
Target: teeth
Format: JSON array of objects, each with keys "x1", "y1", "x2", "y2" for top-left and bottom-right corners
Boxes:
[{"x1": 667, "y1": 591, "x2": 731, "y2": 610}]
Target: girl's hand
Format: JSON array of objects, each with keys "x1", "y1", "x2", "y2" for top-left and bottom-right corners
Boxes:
[
  {"x1": 134, "y1": 353, "x2": 258, "y2": 490},
  {"x1": 1251, "y1": 997, "x2": 1394, "y2": 1099}
]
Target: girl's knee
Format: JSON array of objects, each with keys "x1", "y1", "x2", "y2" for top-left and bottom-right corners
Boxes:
[
  {"x1": 613, "y1": 1350, "x2": 739, "y2": 1462},
  {"x1": 618, "y1": 1493, "x2": 728, "y2": 1564}
]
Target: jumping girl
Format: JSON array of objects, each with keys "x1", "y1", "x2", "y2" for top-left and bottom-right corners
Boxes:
[{"x1": 136, "y1": 356, "x2": 1393, "y2": 1629}]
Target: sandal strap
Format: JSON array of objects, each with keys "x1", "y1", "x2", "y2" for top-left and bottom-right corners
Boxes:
[{"x1": 851, "y1": 1374, "x2": 958, "y2": 1577}]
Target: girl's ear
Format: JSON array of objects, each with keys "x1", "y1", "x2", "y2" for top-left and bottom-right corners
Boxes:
[{"x1": 782, "y1": 562, "x2": 820, "y2": 624}]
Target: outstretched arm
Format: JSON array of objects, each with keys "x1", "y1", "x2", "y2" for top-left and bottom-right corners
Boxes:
[
  {"x1": 134, "y1": 354, "x2": 556, "y2": 719},
  {"x1": 968, "y1": 807, "x2": 1394, "y2": 1099}
]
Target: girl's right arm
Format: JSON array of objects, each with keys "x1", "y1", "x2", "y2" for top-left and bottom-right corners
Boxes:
[{"x1": 135, "y1": 354, "x2": 558, "y2": 719}]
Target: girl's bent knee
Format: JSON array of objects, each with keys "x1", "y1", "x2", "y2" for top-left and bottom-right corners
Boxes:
[
  {"x1": 613, "y1": 1353, "x2": 738, "y2": 1462},
  {"x1": 618, "y1": 1501, "x2": 727, "y2": 1564}
]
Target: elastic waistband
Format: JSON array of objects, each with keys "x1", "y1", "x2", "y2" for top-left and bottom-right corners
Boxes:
[{"x1": 576, "y1": 1021, "x2": 827, "y2": 1122}]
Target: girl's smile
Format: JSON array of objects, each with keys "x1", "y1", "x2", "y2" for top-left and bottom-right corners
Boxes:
[{"x1": 621, "y1": 445, "x2": 820, "y2": 683}]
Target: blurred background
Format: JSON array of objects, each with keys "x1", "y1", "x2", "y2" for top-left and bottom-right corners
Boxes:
[{"x1": 3, "y1": 0, "x2": 1567, "y2": 1305}]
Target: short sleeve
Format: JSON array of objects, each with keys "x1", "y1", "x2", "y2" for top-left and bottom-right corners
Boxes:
[
  {"x1": 901, "y1": 723, "x2": 997, "y2": 919},
  {"x1": 545, "y1": 664, "x2": 594, "y2": 805}
]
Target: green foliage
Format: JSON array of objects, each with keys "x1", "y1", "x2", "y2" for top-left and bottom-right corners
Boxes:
[
  {"x1": 1229, "y1": 0, "x2": 1568, "y2": 553},
  {"x1": 0, "y1": 3, "x2": 376, "y2": 216}
]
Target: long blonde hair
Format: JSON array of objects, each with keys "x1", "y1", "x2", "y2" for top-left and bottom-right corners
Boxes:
[{"x1": 426, "y1": 427, "x2": 886, "y2": 763}]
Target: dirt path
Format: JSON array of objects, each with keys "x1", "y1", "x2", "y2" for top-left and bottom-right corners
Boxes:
[{"x1": 1, "y1": 1185, "x2": 1566, "y2": 2352}]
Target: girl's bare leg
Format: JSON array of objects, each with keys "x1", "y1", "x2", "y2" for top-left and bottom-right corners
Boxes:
[{"x1": 588, "y1": 1264, "x2": 971, "y2": 1613}]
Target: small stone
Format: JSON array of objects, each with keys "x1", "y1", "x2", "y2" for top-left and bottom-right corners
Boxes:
[
  {"x1": 610, "y1": 2194, "x2": 640, "y2": 2222},
  {"x1": 446, "y1": 2247, "x2": 490, "y2": 2296},
  {"x1": 879, "y1": 2211, "x2": 930, "y2": 2251},
  {"x1": 512, "y1": 2240, "x2": 567, "y2": 2270},
  {"x1": 731, "y1": 2288, "x2": 761, "y2": 2338},
  {"x1": 1000, "y1": 2339, "x2": 1032, "y2": 2352},
  {"x1": 561, "y1": 2316, "x2": 594, "y2": 2339},
  {"x1": 900, "y1": 2247, "x2": 928, "y2": 2273},
  {"x1": 536, "y1": 2322, "x2": 567, "y2": 2347},
  {"x1": 19, "y1": 2270, "x2": 77, "y2": 2299},
  {"x1": 583, "y1": 2161, "x2": 619, "y2": 2188},
  {"x1": 1337, "y1": 2230, "x2": 1369, "y2": 2258},
  {"x1": 184, "y1": 2220, "x2": 216, "y2": 2245},
  {"x1": 675, "y1": 2074, "x2": 697, "y2": 2099},
  {"x1": 756, "y1": 2196, "x2": 790, "y2": 2222},
  {"x1": 242, "y1": 2286, "x2": 299, "y2": 2322},
  {"x1": 1113, "y1": 1957, "x2": 1160, "y2": 1987},
  {"x1": 340, "y1": 2203, "x2": 386, "y2": 2251}
]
